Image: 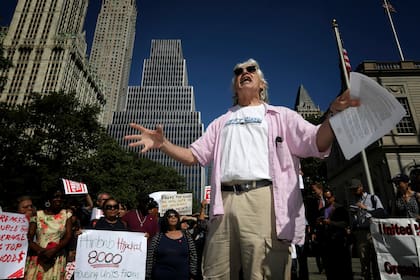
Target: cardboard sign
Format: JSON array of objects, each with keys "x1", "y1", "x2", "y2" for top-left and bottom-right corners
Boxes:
[
  {"x1": 0, "y1": 212, "x2": 29, "y2": 279},
  {"x1": 160, "y1": 193, "x2": 193, "y2": 216},
  {"x1": 148, "y1": 191, "x2": 177, "y2": 214},
  {"x1": 371, "y1": 218, "x2": 420, "y2": 279},
  {"x1": 62, "y1": 178, "x2": 88, "y2": 194},
  {"x1": 75, "y1": 230, "x2": 147, "y2": 280}
]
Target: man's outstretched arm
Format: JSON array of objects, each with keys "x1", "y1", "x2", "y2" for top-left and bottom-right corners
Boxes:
[{"x1": 124, "y1": 123, "x2": 198, "y2": 166}]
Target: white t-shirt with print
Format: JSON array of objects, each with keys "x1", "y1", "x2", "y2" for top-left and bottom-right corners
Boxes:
[{"x1": 220, "y1": 104, "x2": 271, "y2": 182}]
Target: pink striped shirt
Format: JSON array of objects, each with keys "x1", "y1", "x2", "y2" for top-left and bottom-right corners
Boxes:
[{"x1": 190, "y1": 103, "x2": 330, "y2": 244}]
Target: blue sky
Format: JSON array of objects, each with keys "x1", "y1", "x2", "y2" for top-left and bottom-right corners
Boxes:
[{"x1": 2, "y1": 0, "x2": 420, "y2": 127}]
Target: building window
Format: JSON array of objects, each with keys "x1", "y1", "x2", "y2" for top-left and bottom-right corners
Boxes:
[{"x1": 396, "y1": 97, "x2": 416, "y2": 134}]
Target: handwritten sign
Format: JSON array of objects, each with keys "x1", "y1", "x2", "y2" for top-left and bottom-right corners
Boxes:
[
  {"x1": 62, "y1": 178, "x2": 88, "y2": 194},
  {"x1": 0, "y1": 212, "x2": 29, "y2": 279},
  {"x1": 160, "y1": 193, "x2": 193, "y2": 216},
  {"x1": 75, "y1": 230, "x2": 147, "y2": 280},
  {"x1": 371, "y1": 218, "x2": 420, "y2": 279}
]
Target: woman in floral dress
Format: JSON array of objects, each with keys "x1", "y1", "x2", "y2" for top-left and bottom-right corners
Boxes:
[{"x1": 25, "y1": 189, "x2": 72, "y2": 280}]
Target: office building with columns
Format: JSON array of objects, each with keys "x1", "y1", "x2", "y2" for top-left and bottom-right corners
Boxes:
[
  {"x1": 89, "y1": 0, "x2": 137, "y2": 125},
  {"x1": 326, "y1": 60, "x2": 420, "y2": 207},
  {"x1": 0, "y1": 0, "x2": 105, "y2": 113}
]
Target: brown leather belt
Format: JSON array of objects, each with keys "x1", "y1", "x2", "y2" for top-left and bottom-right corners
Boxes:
[{"x1": 221, "y1": 179, "x2": 272, "y2": 193}]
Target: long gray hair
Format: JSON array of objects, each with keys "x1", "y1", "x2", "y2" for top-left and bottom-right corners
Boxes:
[{"x1": 231, "y1": 58, "x2": 269, "y2": 105}]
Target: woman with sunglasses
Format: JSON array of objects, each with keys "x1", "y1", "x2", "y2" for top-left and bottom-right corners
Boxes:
[
  {"x1": 25, "y1": 189, "x2": 73, "y2": 280},
  {"x1": 94, "y1": 197, "x2": 127, "y2": 231},
  {"x1": 146, "y1": 209, "x2": 197, "y2": 280}
]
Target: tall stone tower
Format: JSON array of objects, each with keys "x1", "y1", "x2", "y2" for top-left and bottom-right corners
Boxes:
[
  {"x1": 0, "y1": 0, "x2": 104, "y2": 112},
  {"x1": 89, "y1": 0, "x2": 137, "y2": 125},
  {"x1": 108, "y1": 39, "x2": 206, "y2": 201},
  {"x1": 294, "y1": 84, "x2": 322, "y2": 119}
]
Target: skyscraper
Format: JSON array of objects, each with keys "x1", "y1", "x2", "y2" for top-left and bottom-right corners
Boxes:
[
  {"x1": 108, "y1": 39, "x2": 206, "y2": 201},
  {"x1": 89, "y1": 0, "x2": 137, "y2": 125},
  {"x1": 0, "y1": 0, "x2": 104, "y2": 111}
]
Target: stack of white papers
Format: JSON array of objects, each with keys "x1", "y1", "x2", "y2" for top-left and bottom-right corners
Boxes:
[{"x1": 330, "y1": 72, "x2": 406, "y2": 160}]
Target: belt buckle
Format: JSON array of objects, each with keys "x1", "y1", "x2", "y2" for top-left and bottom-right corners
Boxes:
[
  {"x1": 232, "y1": 184, "x2": 240, "y2": 194},
  {"x1": 233, "y1": 183, "x2": 250, "y2": 194}
]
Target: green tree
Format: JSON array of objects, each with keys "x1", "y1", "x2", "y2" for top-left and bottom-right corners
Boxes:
[
  {"x1": 71, "y1": 135, "x2": 186, "y2": 208},
  {"x1": 0, "y1": 91, "x2": 186, "y2": 210},
  {"x1": 0, "y1": 91, "x2": 104, "y2": 204}
]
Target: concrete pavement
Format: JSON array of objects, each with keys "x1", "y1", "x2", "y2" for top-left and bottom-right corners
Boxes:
[{"x1": 306, "y1": 257, "x2": 363, "y2": 280}]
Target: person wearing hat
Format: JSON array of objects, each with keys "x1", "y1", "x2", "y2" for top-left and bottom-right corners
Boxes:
[
  {"x1": 392, "y1": 173, "x2": 420, "y2": 219},
  {"x1": 348, "y1": 178, "x2": 384, "y2": 280}
]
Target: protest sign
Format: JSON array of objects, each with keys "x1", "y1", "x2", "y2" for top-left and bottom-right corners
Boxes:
[
  {"x1": 0, "y1": 212, "x2": 29, "y2": 279},
  {"x1": 371, "y1": 218, "x2": 420, "y2": 279},
  {"x1": 75, "y1": 230, "x2": 147, "y2": 280},
  {"x1": 203, "y1": 186, "x2": 211, "y2": 203},
  {"x1": 160, "y1": 193, "x2": 193, "y2": 216},
  {"x1": 62, "y1": 178, "x2": 88, "y2": 194},
  {"x1": 148, "y1": 191, "x2": 177, "y2": 214}
]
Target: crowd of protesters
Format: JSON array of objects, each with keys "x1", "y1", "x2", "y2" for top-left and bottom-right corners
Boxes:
[
  {"x1": 292, "y1": 171, "x2": 420, "y2": 280},
  {"x1": 4, "y1": 188, "x2": 208, "y2": 280},
  {"x1": 2, "y1": 170, "x2": 420, "y2": 280}
]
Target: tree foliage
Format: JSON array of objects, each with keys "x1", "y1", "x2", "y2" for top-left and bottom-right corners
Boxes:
[
  {"x1": 0, "y1": 91, "x2": 186, "y2": 210},
  {"x1": 71, "y1": 136, "x2": 185, "y2": 209}
]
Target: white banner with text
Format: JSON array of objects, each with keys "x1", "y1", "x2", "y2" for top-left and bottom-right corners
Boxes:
[
  {"x1": 160, "y1": 193, "x2": 193, "y2": 216},
  {"x1": 75, "y1": 230, "x2": 147, "y2": 280},
  {"x1": 0, "y1": 212, "x2": 28, "y2": 279},
  {"x1": 371, "y1": 218, "x2": 420, "y2": 279}
]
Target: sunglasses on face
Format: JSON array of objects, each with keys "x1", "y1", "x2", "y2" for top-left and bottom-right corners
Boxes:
[
  {"x1": 104, "y1": 204, "x2": 119, "y2": 210},
  {"x1": 233, "y1": 65, "x2": 257, "y2": 76},
  {"x1": 167, "y1": 214, "x2": 178, "y2": 219}
]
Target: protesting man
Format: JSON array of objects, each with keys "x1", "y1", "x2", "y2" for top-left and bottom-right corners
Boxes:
[
  {"x1": 349, "y1": 178, "x2": 385, "y2": 280},
  {"x1": 125, "y1": 58, "x2": 359, "y2": 279}
]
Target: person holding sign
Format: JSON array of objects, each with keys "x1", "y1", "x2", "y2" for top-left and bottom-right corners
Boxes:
[
  {"x1": 25, "y1": 189, "x2": 72, "y2": 279},
  {"x1": 146, "y1": 209, "x2": 197, "y2": 280},
  {"x1": 15, "y1": 195, "x2": 34, "y2": 220},
  {"x1": 125, "y1": 58, "x2": 359, "y2": 279},
  {"x1": 94, "y1": 197, "x2": 127, "y2": 231}
]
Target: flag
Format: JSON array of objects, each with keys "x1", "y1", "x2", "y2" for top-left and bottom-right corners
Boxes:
[
  {"x1": 342, "y1": 48, "x2": 352, "y2": 76},
  {"x1": 382, "y1": 1, "x2": 396, "y2": 13}
]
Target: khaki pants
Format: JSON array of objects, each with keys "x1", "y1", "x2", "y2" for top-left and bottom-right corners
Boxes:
[{"x1": 202, "y1": 186, "x2": 291, "y2": 280}]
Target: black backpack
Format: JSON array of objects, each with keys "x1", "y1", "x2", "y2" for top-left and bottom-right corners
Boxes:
[
  {"x1": 351, "y1": 195, "x2": 387, "y2": 229},
  {"x1": 368, "y1": 195, "x2": 388, "y2": 218}
]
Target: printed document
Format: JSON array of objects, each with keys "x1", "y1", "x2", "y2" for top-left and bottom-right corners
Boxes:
[{"x1": 330, "y1": 72, "x2": 406, "y2": 160}]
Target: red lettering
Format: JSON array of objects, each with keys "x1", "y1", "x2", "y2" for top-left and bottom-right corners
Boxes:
[
  {"x1": 0, "y1": 224, "x2": 18, "y2": 231},
  {"x1": 9, "y1": 216, "x2": 26, "y2": 224},
  {"x1": 381, "y1": 223, "x2": 417, "y2": 236},
  {"x1": 0, "y1": 252, "x2": 26, "y2": 263},
  {"x1": 5, "y1": 243, "x2": 22, "y2": 251},
  {"x1": 0, "y1": 233, "x2": 27, "y2": 241},
  {"x1": 0, "y1": 215, "x2": 9, "y2": 223}
]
